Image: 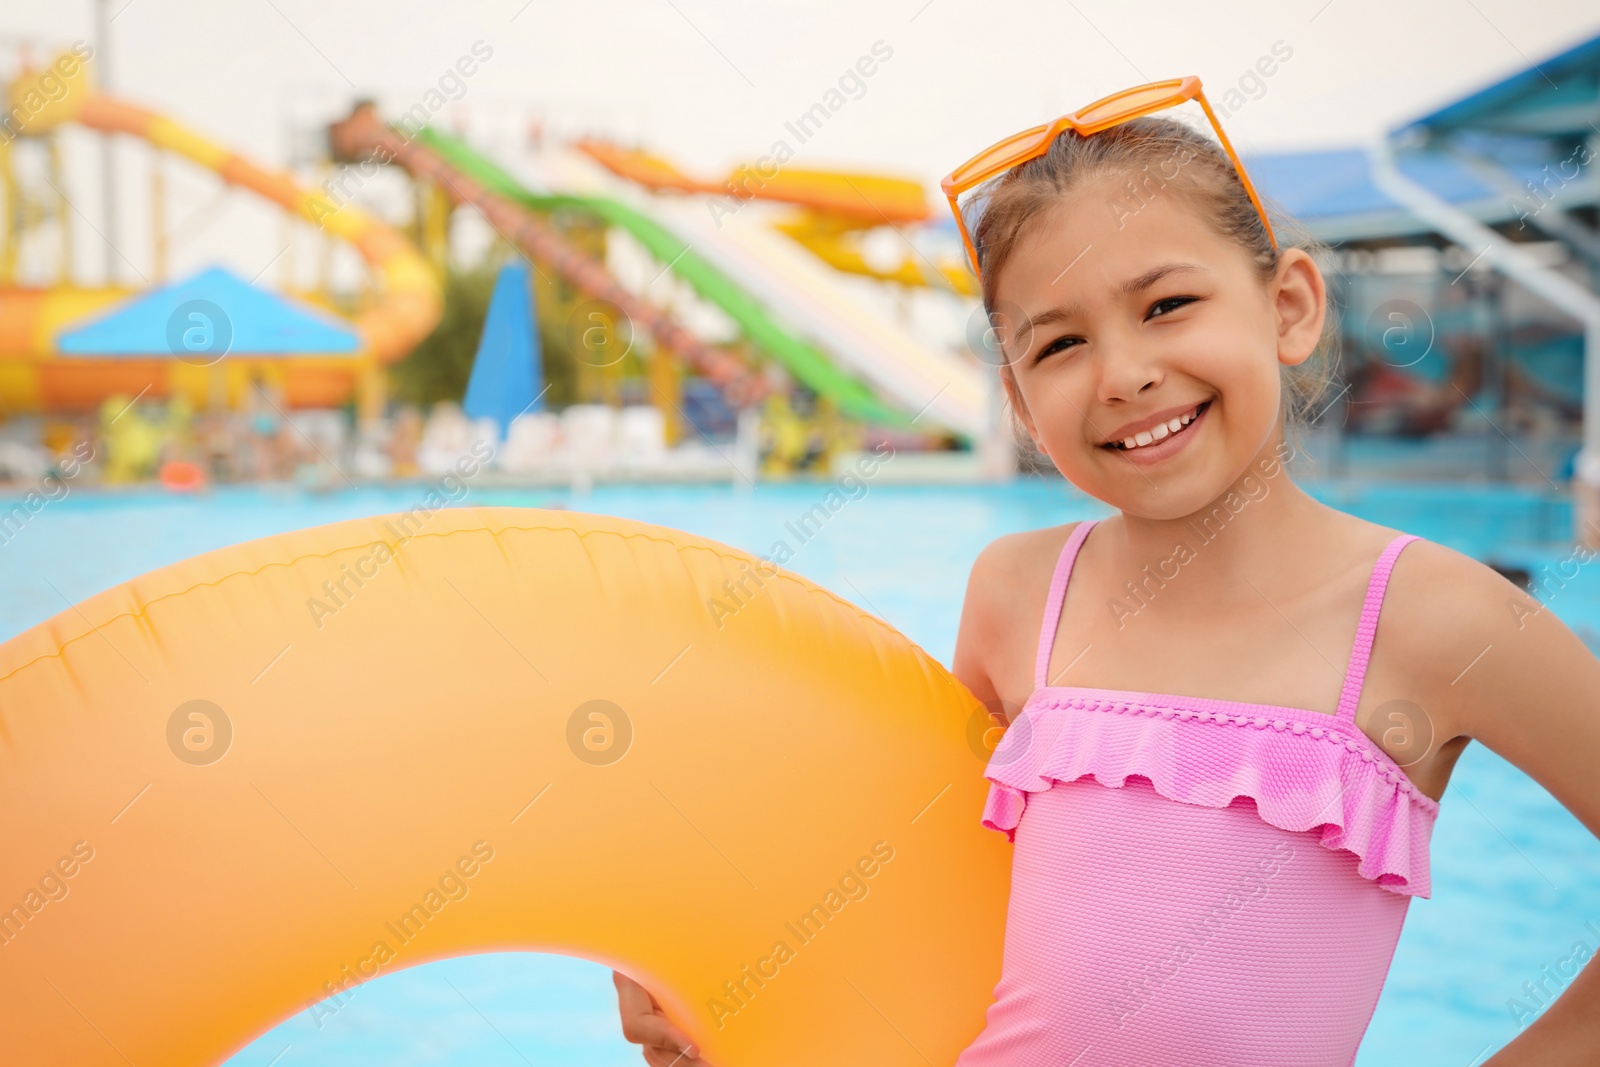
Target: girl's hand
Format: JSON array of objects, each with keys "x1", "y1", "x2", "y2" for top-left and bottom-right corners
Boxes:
[{"x1": 613, "y1": 970, "x2": 717, "y2": 1067}]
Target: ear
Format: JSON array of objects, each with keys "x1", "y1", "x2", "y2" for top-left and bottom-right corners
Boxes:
[{"x1": 1272, "y1": 248, "x2": 1326, "y2": 370}]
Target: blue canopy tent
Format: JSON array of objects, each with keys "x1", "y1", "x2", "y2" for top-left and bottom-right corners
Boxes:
[
  {"x1": 463, "y1": 260, "x2": 544, "y2": 435},
  {"x1": 57, "y1": 265, "x2": 360, "y2": 359}
]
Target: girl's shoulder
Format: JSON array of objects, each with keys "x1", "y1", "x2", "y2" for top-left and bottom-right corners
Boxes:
[
  {"x1": 1377, "y1": 531, "x2": 1530, "y2": 654},
  {"x1": 1375, "y1": 526, "x2": 1600, "y2": 817},
  {"x1": 1304, "y1": 517, "x2": 1519, "y2": 670},
  {"x1": 956, "y1": 522, "x2": 1085, "y2": 689},
  {"x1": 965, "y1": 521, "x2": 1085, "y2": 604},
  {"x1": 1361, "y1": 526, "x2": 1554, "y2": 738}
]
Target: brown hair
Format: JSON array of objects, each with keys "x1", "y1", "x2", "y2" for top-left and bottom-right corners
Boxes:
[{"x1": 964, "y1": 114, "x2": 1339, "y2": 459}]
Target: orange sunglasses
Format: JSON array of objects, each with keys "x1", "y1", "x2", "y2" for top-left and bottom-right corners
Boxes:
[{"x1": 941, "y1": 75, "x2": 1278, "y2": 280}]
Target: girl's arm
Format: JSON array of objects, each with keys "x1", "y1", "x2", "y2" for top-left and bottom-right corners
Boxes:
[
  {"x1": 1408, "y1": 544, "x2": 1600, "y2": 1064},
  {"x1": 953, "y1": 569, "x2": 998, "y2": 712},
  {"x1": 954, "y1": 533, "x2": 1034, "y2": 718}
]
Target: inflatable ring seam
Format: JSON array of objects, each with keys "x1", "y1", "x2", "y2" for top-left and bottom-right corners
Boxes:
[{"x1": 0, "y1": 520, "x2": 917, "y2": 687}]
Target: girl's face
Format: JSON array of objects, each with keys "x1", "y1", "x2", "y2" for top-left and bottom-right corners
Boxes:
[{"x1": 991, "y1": 172, "x2": 1325, "y2": 520}]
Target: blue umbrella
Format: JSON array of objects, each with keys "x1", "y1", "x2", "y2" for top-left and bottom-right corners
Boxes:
[{"x1": 464, "y1": 260, "x2": 544, "y2": 435}]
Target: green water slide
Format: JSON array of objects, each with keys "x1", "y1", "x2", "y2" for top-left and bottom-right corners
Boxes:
[{"x1": 413, "y1": 128, "x2": 913, "y2": 430}]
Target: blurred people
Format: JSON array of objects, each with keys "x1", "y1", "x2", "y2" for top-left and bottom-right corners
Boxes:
[
  {"x1": 158, "y1": 395, "x2": 200, "y2": 467},
  {"x1": 97, "y1": 394, "x2": 164, "y2": 484},
  {"x1": 388, "y1": 405, "x2": 424, "y2": 478},
  {"x1": 198, "y1": 408, "x2": 242, "y2": 483},
  {"x1": 418, "y1": 401, "x2": 479, "y2": 474},
  {"x1": 244, "y1": 378, "x2": 292, "y2": 481}
]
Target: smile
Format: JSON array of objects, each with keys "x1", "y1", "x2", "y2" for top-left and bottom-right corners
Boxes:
[{"x1": 1106, "y1": 401, "x2": 1210, "y2": 452}]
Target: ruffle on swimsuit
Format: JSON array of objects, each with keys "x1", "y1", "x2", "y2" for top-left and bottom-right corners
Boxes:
[{"x1": 980, "y1": 519, "x2": 1439, "y2": 899}]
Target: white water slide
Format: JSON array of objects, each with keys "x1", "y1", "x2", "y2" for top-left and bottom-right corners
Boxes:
[{"x1": 524, "y1": 148, "x2": 990, "y2": 441}]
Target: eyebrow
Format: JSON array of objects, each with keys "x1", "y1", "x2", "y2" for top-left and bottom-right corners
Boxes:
[{"x1": 1023, "y1": 262, "x2": 1211, "y2": 334}]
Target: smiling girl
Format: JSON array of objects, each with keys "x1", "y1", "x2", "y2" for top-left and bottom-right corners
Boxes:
[{"x1": 616, "y1": 78, "x2": 1600, "y2": 1066}]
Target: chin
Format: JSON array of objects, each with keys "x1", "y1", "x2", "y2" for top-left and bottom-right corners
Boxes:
[
  {"x1": 1120, "y1": 496, "x2": 1216, "y2": 523},
  {"x1": 1087, "y1": 469, "x2": 1239, "y2": 523}
]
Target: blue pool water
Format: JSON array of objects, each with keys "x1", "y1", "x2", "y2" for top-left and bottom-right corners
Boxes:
[{"x1": 3, "y1": 477, "x2": 1598, "y2": 1066}]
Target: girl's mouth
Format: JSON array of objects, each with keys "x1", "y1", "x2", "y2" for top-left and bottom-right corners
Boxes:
[{"x1": 1100, "y1": 400, "x2": 1210, "y2": 462}]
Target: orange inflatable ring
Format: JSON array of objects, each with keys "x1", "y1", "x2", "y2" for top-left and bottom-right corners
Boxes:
[
  {"x1": 158, "y1": 460, "x2": 206, "y2": 492},
  {"x1": 0, "y1": 507, "x2": 1009, "y2": 1065}
]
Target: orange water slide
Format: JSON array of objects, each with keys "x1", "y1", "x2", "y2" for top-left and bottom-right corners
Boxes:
[
  {"x1": 574, "y1": 140, "x2": 975, "y2": 295},
  {"x1": 74, "y1": 96, "x2": 440, "y2": 363},
  {"x1": 574, "y1": 139, "x2": 931, "y2": 224},
  {"x1": 0, "y1": 52, "x2": 441, "y2": 412}
]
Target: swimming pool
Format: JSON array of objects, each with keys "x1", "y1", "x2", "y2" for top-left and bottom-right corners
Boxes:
[{"x1": 3, "y1": 477, "x2": 1596, "y2": 1066}]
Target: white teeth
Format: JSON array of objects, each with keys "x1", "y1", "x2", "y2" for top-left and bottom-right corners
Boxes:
[{"x1": 1113, "y1": 404, "x2": 1203, "y2": 450}]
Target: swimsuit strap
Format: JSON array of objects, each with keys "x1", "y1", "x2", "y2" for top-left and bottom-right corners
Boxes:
[
  {"x1": 1035, "y1": 519, "x2": 1099, "y2": 690},
  {"x1": 1334, "y1": 533, "x2": 1422, "y2": 722}
]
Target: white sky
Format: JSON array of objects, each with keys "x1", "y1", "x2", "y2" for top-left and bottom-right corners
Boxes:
[{"x1": 2, "y1": 0, "x2": 1597, "y2": 287}]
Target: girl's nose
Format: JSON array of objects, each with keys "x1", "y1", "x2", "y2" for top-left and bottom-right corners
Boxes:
[{"x1": 1095, "y1": 338, "x2": 1165, "y2": 404}]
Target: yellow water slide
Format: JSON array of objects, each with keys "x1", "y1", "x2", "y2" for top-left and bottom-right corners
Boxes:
[{"x1": 0, "y1": 50, "x2": 441, "y2": 413}]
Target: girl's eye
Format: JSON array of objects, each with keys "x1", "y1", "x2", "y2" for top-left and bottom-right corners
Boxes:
[
  {"x1": 1032, "y1": 297, "x2": 1197, "y2": 362},
  {"x1": 1152, "y1": 295, "x2": 1203, "y2": 316},
  {"x1": 1032, "y1": 335, "x2": 1079, "y2": 363}
]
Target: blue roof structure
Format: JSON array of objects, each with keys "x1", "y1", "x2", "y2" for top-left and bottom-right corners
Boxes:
[
  {"x1": 1249, "y1": 147, "x2": 1473, "y2": 220},
  {"x1": 57, "y1": 265, "x2": 360, "y2": 359},
  {"x1": 1244, "y1": 139, "x2": 1580, "y2": 241},
  {"x1": 1393, "y1": 32, "x2": 1600, "y2": 141},
  {"x1": 463, "y1": 260, "x2": 544, "y2": 434},
  {"x1": 1253, "y1": 31, "x2": 1600, "y2": 241}
]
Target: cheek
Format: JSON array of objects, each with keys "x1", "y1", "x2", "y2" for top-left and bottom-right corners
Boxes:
[
  {"x1": 1014, "y1": 371, "x2": 1076, "y2": 438},
  {"x1": 1189, "y1": 319, "x2": 1280, "y2": 413},
  {"x1": 1019, "y1": 375, "x2": 1098, "y2": 465}
]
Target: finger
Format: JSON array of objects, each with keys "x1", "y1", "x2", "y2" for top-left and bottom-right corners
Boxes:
[
  {"x1": 613, "y1": 972, "x2": 700, "y2": 1056},
  {"x1": 613, "y1": 971, "x2": 657, "y2": 1021},
  {"x1": 625, "y1": 1013, "x2": 699, "y2": 1056},
  {"x1": 643, "y1": 1046, "x2": 713, "y2": 1067}
]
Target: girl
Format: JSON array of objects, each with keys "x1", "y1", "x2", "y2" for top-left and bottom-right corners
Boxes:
[{"x1": 616, "y1": 79, "x2": 1600, "y2": 1065}]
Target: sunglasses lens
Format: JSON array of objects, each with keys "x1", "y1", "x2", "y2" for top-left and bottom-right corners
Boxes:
[
  {"x1": 948, "y1": 123, "x2": 1051, "y2": 188},
  {"x1": 941, "y1": 77, "x2": 1280, "y2": 275},
  {"x1": 1073, "y1": 80, "x2": 1186, "y2": 126}
]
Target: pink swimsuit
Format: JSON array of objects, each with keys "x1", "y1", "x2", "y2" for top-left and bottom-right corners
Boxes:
[{"x1": 956, "y1": 519, "x2": 1437, "y2": 1067}]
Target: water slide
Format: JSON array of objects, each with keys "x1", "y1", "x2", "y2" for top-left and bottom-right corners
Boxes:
[
  {"x1": 331, "y1": 104, "x2": 790, "y2": 420},
  {"x1": 402, "y1": 127, "x2": 910, "y2": 431},
  {"x1": 72, "y1": 100, "x2": 440, "y2": 362},
  {"x1": 1, "y1": 54, "x2": 442, "y2": 411},
  {"x1": 411, "y1": 129, "x2": 987, "y2": 441},
  {"x1": 644, "y1": 188, "x2": 987, "y2": 440},
  {"x1": 571, "y1": 138, "x2": 931, "y2": 222},
  {"x1": 573, "y1": 140, "x2": 976, "y2": 295}
]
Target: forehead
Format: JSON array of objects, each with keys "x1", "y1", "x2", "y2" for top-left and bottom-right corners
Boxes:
[{"x1": 992, "y1": 172, "x2": 1231, "y2": 313}]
